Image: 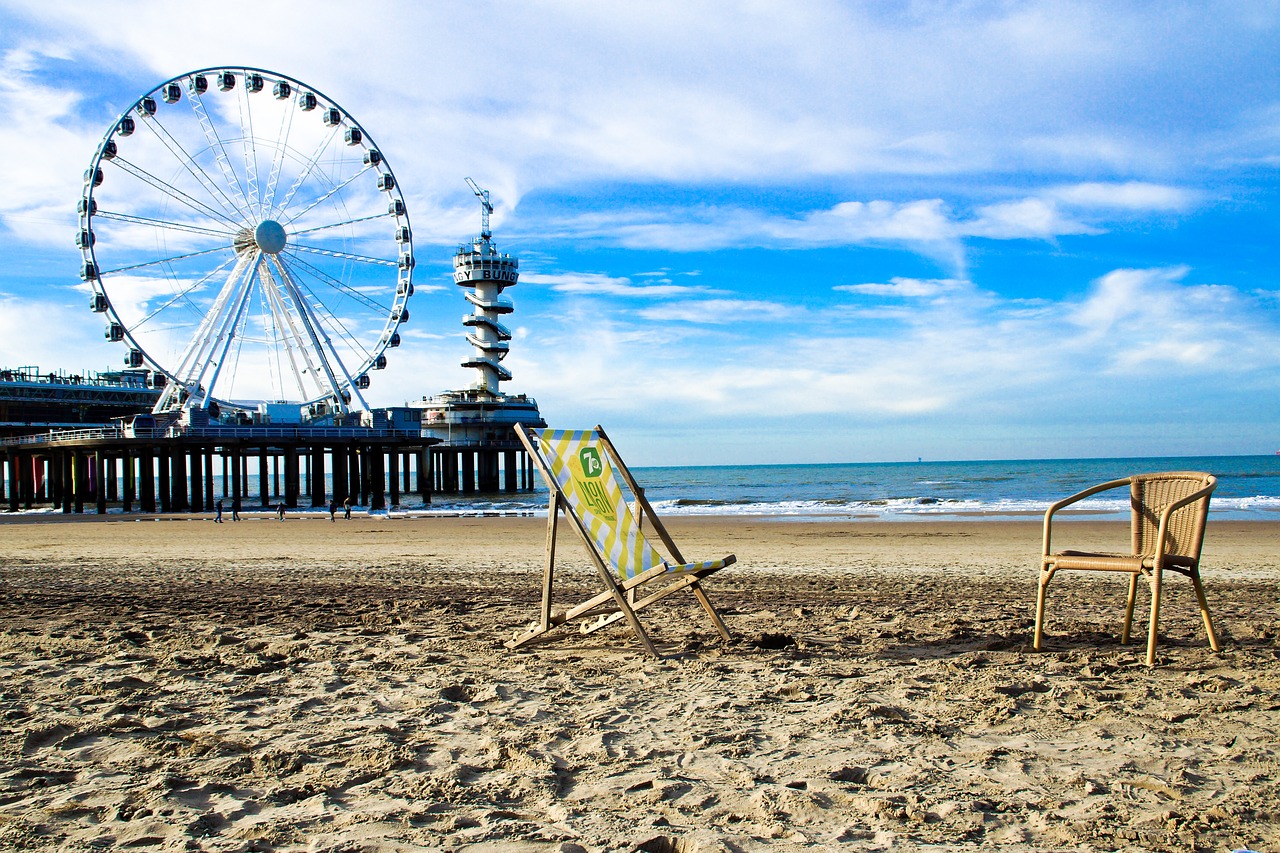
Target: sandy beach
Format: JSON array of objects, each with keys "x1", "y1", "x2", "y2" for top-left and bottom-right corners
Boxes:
[{"x1": 1, "y1": 513, "x2": 1277, "y2": 851}]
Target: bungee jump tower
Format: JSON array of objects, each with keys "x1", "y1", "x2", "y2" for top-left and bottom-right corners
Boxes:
[{"x1": 414, "y1": 180, "x2": 545, "y2": 494}]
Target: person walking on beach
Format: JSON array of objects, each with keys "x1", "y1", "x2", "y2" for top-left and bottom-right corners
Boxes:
[
  {"x1": 343, "y1": 496, "x2": 351, "y2": 519},
  {"x1": 231, "y1": 496, "x2": 241, "y2": 521},
  {"x1": 214, "y1": 499, "x2": 223, "y2": 523},
  {"x1": 276, "y1": 502, "x2": 285, "y2": 521},
  {"x1": 328, "y1": 499, "x2": 336, "y2": 522}
]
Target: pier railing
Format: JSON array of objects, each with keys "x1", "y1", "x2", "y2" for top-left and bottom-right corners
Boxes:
[{"x1": 2, "y1": 425, "x2": 425, "y2": 447}]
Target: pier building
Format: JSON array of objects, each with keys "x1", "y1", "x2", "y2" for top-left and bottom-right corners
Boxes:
[{"x1": 0, "y1": 366, "x2": 159, "y2": 439}]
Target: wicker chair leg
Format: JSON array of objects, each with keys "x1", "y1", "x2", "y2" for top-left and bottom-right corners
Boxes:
[
  {"x1": 1191, "y1": 573, "x2": 1221, "y2": 652},
  {"x1": 1121, "y1": 573, "x2": 1139, "y2": 645},
  {"x1": 1146, "y1": 569, "x2": 1164, "y2": 666},
  {"x1": 1033, "y1": 570, "x2": 1052, "y2": 651}
]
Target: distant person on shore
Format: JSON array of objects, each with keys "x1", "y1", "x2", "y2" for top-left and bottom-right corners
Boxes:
[
  {"x1": 214, "y1": 499, "x2": 223, "y2": 523},
  {"x1": 231, "y1": 496, "x2": 241, "y2": 521},
  {"x1": 343, "y1": 497, "x2": 351, "y2": 519},
  {"x1": 276, "y1": 502, "x2": 285, "y2": 521},
  {"x1": 328, "y1": 499, "x2": 336, "y2": 522}
]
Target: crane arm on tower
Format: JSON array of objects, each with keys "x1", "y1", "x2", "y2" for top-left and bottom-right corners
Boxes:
[{"x1": 465, "y1": 177, "x2": 492, "y2": 238}]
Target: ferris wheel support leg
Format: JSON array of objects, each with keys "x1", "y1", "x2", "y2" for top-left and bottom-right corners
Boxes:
[
  {"x1": 159, "y1": 251, "x2": 256, "y2": 411},
  {"x1": 260, "y1": 259, "x2": 325, "y2": 401},
  {"x1": 196, "y1": 259, "x2": 260, "y2": 406},
  {"x1": 268, "y1": 255, "x2": 365, "y2": 413}
]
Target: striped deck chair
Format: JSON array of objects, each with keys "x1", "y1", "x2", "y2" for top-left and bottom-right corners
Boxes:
[{"x1": 509, "y1": 424, "x2": 735, "y2": 657}]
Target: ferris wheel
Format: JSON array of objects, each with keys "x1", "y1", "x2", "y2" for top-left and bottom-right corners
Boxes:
[{"x1": 77, "y1": 67, "x2": 414, "y2": 416}]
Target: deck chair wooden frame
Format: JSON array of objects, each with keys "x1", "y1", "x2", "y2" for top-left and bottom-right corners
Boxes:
[
  {"x1": 1034, "y1": 471, "x2": 1219, "y2": 666},
  {"x1": 508, "y1": 424, "x2": 735, "y2": 657}
]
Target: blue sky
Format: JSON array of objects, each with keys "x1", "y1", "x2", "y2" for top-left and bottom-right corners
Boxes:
[{"x1": 0, "y1": 1, "x2": 1277, "y2": 465}]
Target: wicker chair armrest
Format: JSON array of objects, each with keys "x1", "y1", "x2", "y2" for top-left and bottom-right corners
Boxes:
[{"x1": 1042, "y1": 477, "x2": 1132, "y2": 558}]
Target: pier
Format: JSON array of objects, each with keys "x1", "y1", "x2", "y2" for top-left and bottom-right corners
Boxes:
[
  {"x1": 2, "y1": 427, "x2": 440, "y2": 515},
  {"x1": 3, "y1": 428, "x2": 545, "y2": 514}
]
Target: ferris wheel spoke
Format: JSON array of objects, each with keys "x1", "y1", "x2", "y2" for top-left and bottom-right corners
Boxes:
[
  {"x1": 288, "y1": 243, "x2": 397, "y2": 267},
  {"x1": 187, "y1": 88, "x2": 254, "y2": 216},
  {"x1": 261, "y1": 98, "x2": 297, "y2": 215},
  {"x1": 307, "y1": 300, "x2": 374, "y2": 368},
  {"x1": 251, "y1": 277, "x2": 292, "y2": 399},
  {"x1": 110, "y1": 156, "x2": 245, "y2": 231},
  {"x1": 235, "y1": 79, "x2": 262, "y2": 217},
  {"x1": 170, "y1": 255, "x2": 254, "y2": 381},
  {"x1": 275, "y1": 125, "x2": 342, "y2": 215},
  {"x1": 94, "y1": 209, "x2": 235, "y2": 240},
  {"x1": 275, "y1": 255, "x2": 368, "y2": 363},
  {"x1": 104, "y1": 243, "x2": 232, "y2": 275},
  {"x1": 290, "y1": 210, "x2": 392, "y2": 236},
  {"x1": 219, "y1": 318, "x2": 250, "y2": 400},
  {"x1": 280, "y1": 165, "x2": 375, "y2": 228},
  {"x1": 279, "y1": 260, "x2": 376, "y2": 363},
  {"x1": 278, "y1": 250, "x2": 392, "y2": 313},
  {"x1": 131, "y1": 254, "x2": 239, "y2": 333},
  {"x1": 137, "y1": 108, "x2": 252, "y2": 223}
]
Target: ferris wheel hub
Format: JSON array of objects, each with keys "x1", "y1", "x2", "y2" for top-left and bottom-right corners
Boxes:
[{"x1": 254, "y1": 220, "x2": 287, "y2": 255}]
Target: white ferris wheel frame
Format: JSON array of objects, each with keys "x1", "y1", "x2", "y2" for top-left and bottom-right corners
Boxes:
[{"x1": 77, "y1": 66, "x2": 414, "y2": 416}]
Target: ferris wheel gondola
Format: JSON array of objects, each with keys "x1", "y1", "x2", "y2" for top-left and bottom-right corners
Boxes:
[{"x1": 77, "y1": 67, "x2": 413, "y2": 415}]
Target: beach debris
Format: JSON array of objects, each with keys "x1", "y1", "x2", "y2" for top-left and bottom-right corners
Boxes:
[
  {"x1": 831, "y1": 765, "x2": 870, "y2": 785},
  {"x1": 753, "y1": 632, "x2": 796, "y2": 650},
  {"x1": 633, "y1": 835, "x2": 696, "y2": 853},
  {"x1": 776, "y1": 682, "x2": 817, "y2": 702}
]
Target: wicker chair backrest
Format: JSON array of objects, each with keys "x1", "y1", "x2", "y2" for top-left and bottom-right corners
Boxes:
[{"x1": 1130, "y1": 472, "x2": 1215, "y2": 560}]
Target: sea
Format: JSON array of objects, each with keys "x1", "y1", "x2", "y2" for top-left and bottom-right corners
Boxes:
[{"x1": 415, "y1": 454, "x2": 1280, "y2": 522}]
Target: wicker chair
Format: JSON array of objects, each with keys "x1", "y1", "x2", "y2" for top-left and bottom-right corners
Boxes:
[{"x1": 1034, "y1": 472, "x2": 1220, "y2": 666}]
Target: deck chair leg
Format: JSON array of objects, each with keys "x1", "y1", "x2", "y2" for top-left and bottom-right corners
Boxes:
[
  {"x1": 614, "y1": 599, "x2": 658, "y2": 658},
  {"x1": 1121, "y1": 572, "x2": 1139, "y2": 645},
  {"x1": 597, "y1": 568, "x2": 659, "y2": 658},
  {"x1": 690, "y1": 581, "x2": 732, "y2": 641},
  {"x1": 1146, "y1": 568, "x2": 1163, "y2": 666},
  {"x1": 540, "y1": 495, "x2": 559, "y2": 632},
  {"x1": 1190, "y1": 572, "x2": 1221, "y2": 652},
  {"x1": 1033, "y1": 568, "x2": 1054, "y2": 651}
]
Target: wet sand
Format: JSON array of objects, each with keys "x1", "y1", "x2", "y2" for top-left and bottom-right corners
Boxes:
[{"x1": 1, "y1": 514, "x2": 1277, "y2": 851}]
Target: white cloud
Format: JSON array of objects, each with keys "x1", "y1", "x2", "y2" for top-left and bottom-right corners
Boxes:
[
  {"x1": 0, "y1": 46, "x2": 98, "y2": 245},
  {"x1": 965, "y1": 198, "x2": 1099, "y2": 240},
  {"x1": 1050, "y1": 181, "x2": 1199, "y2": 212},
  {"x1": 520, "y1": 188, "x2": 1194, "y2": 259},
  {"x1": 0, "y1": 4, "x2": 1266, "y2": 262},
  {"x1": 520, "y1": 199, "x2": 965, "y2": 258},
  {"x1": 0, "y1": 290, "x2": 125, "y2": 370},
  {"x1": 636, "y1": 298, "x2": 797, "y2": 324},
  {"x1": 1065, "y1": 266, "x2": 1270, "y2": 372},
  {"x1": 796, "y1": 200, "x2": 956, "y2": 244},
  {"x1": 520, "y1": 271, "x2": 717, "y2": 297},
  {"x1": 835, "y1": 278, "x2": 968, "y2": 299}
]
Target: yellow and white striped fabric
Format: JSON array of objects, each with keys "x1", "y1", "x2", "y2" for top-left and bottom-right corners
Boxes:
[{"x1": 538, "y1": 429, "x2": 665, "y2": 580}]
